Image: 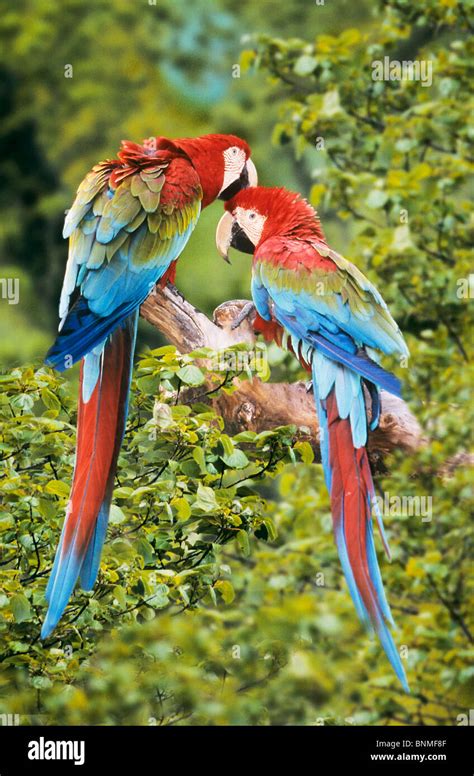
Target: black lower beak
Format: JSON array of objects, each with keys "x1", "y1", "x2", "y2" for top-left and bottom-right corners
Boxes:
[
  {"x1": 230, "y1": 222, "x2": 255, "y2": 255},
  {"x1": 218, "y1": 164, "x2": 250, "y2": 201}
]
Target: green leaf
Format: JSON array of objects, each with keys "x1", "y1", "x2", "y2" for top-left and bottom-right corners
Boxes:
[
  {"x1": 112, "y1": 586, "x2": 127, "y2": 608},
  {"x1": 176, "y1": 365, "x2": 205, "y2": 386},
  {"x1": 294, "y1": 54, "x2": 317, "y2": 76},
  {"x1": 219, "y1": 434, "x2": 235, "y2": 458},
  {"x1": 320, "y1": 88, "x2": 342, "y2": 117},
  {"x1": 192, "y1": 446, "x2": 207, "y2": 474},
  {"x1": 174, "y1": 497, "x2": 191, "y2": 521},
  {"x1": 236, "y1": 529, "x2": 250, "y2": 557},
  {"x1": 207, "y1": 584, "x2": 217, "y2": 606},
  {"x1": 221, "y1": 449, "x2": 250, "y2": 469},
  {"x1": 147, "y1": 345, "x2": 176, "y2": 356},
  {"x1": 30, "y1": 675, "x2": 53, "y2": 689},
  {"x1": 263, "y1": 517, "x2": 278, "y2": 542},
  {"x1": 233, "y1": 430, "x2": 257, "y2": 443},
  {"x1": 40, "y1": 388, "x2": 61, "y2": 411},
  {"x1": 44, "y1": 480, "x2": 70, "y2": 497},
  {"x1": 147, "y1": 584, "x2": 169, "y2": 609},
  {"x1": 366, "y1": 190, "x2": 388, "y2": 209},
  {"x1": 10, "y1": 594, "x2": 32, "y2": 623},
  {"x1": 11, "y1": 393, "x2": 34, "y2": 412},
  {"x1": 136, "y1": 538, "x2": 154, "y2": 565},
  {"x1": 0, "y1": 513, "x2": 15, "y2": 530},
  {"x1": 109, "y1": 505, "x2": 126, "y2": 525},
  {"x1": 114, "y1": 487, "x2": 134, "y2": 499},
  {"x1": 294, "y1": 441, "x2": 314, "y2": 465},
  {"x1": 214, "y1": 580, "x2": 235, "y2": 604},
  {"x1": 153, "y1": 402, "x2": 173, "y2": 430},
  {"x1": 194, "y1": 485, "x2": 218, "y2": 513}
]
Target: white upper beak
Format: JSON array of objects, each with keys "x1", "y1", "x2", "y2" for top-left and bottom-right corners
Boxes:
[
  {"x1": 215, "y1": 211, "x2": 234, "y2": 263},
  {"x1": 246, "y1": 157, "x2": 258, "y2": 187}
]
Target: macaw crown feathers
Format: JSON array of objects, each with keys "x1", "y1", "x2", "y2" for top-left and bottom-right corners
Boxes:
[
  {"x1": 226, "y1": 186, "x2": 324, "y2": 242},
  {"x1": 174, "y1": 133, "x2": 251, "y2": 159}
]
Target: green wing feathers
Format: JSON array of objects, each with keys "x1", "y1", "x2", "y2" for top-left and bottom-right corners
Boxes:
[{"x1": 59, "y1": 152, "x2": 202, "y2": 320}]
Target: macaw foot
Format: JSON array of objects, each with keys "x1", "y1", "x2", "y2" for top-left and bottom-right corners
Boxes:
[
  {"x1": 166, "y1": 281, "x2": 185, "y2": 303},
  {"x1": 231, "y1": 302, "x2": 256, "y2": 330}
]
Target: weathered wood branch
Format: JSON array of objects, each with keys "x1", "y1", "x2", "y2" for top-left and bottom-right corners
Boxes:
[{"x1": 140, "y1": 285, "x2": 423, "y2": 460}]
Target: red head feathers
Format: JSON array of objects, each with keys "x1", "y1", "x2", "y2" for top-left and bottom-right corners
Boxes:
[
  {"x1": 109, "y1": 134, "x2": 254, "y2": 209},
  {"x1": 174, "y1": 134, "x2": 254, "y2": 208},
  {"x1": 225, "y1": 186, "x2": 326, "y2": 246}
]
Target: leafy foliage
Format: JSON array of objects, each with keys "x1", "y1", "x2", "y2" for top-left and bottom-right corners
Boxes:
[
  {"x1": 0, "y1": 0, "x2": 473, "y2": 726},
  {"x1": 0, "y1": 350, "x2": 304, "y2": 720}
]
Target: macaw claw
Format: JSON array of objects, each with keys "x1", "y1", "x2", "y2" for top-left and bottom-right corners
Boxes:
[{"x1": 231, "y1": 302, "x2": 256, "y2": 330}]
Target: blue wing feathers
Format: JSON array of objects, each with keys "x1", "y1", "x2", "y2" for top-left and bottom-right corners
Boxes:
[{"x1": 277, "y1": 310, "x2": 402, "y2": 398}]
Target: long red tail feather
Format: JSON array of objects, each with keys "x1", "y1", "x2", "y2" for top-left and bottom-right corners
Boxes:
[{"x1": 41, "y1": 314, "x2": 137, "y2": 638}]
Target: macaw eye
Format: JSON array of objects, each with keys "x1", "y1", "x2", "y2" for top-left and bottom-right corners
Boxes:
[
  {"x1": 248, "y1": 212, "x2": 256, "y2": 220},
  {"x1": 230, "y1": 147, "x2": 238, "y2": 156}
]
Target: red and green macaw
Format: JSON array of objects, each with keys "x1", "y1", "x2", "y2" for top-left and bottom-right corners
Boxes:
[
  {"x1": 216, "y1": 186, "x2": 410, "y2": 690},
  {"x1": 41, "y1": 134, "x2": 257, "y2": 638}
]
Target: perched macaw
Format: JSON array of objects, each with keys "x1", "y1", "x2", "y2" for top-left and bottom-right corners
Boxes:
[
  {"x1": 41, "y1": 134, "x2": 257, "y2": 638},
  {"x1": 216, "y1": 186, "x2": 410, "y2": 690}
]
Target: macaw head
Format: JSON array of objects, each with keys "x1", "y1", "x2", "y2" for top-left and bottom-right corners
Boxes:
[
  {"x1": 173, "y1": 134, "x2": 258, "y2": 208},
  {"x1": 215, "y1": 186, "x2": 322, "y2": 262}
]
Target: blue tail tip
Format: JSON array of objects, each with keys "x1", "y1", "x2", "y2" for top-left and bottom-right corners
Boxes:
[
  {"x1": 40, "y1": 622, "x2": 52, "y2": 641},
  {"x1": 399, "y1": 673, "x2": 410, "y2": 694},
  {"x1": 40, "y1": 610, "x2": 60, "y2": 640},
  {"x1": 393, "y1": 658, "x2": 410, "y2": 693}
]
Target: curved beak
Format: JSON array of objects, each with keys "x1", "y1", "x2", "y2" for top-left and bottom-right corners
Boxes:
[
  {"x1": 246, "y1": 157, "x2": 258, "y2": 187},
  {"x1": 215, "y1": 211, "x2": 234, "y2": 264}
]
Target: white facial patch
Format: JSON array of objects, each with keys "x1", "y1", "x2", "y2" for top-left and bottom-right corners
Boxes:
[
  {"x1": 235, "y1": 207, "x2": 267, "y2": 245},
  {"x1": 220, "y1": 146, "x2": 246, "y2": 194}
]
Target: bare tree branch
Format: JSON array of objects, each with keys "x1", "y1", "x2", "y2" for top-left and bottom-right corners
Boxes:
[{"x1": 140, "y1": 285, "x2": 424, "y2": 459}]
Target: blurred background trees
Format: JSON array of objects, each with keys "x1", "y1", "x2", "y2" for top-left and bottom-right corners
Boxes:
[{"x1": 0, "y1": 0, "x2": 472, "y2": 725}]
